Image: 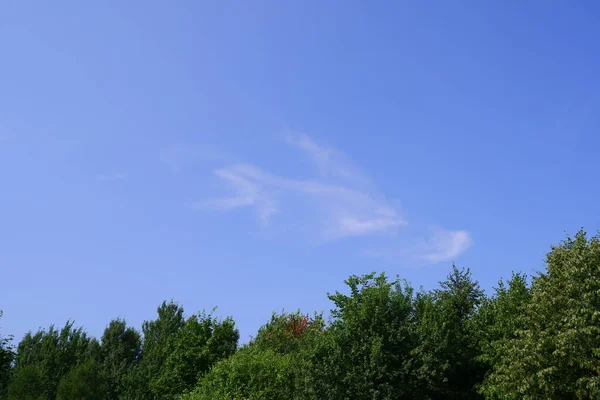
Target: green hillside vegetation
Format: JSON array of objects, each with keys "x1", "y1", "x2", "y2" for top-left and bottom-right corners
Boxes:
[{"x1": 2, "y1": 230, "x2": 600, "y2": 399}]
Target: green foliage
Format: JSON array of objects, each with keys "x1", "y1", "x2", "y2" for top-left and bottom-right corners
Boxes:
[
  {"x1": 6, "y1": 365, "x2": 44, "y2": 400},
  {"x1": 413, "y1": 265, "x2": 484, "y2": 399},
  {"x1": 474, "y1": 273, "x2": 530, "y2": 397},
  {"x1": 4, "y1": 231, "x2": 600, "y2": 399},
  {"x1": 120, "y1": 302, "x2": 239, "y2": 399},
  {"x1": 133, "y1": 300, "x2": 186, "y2": 399},
  {"x1": 187, "y1": 311, "x2": 322, "y2": 400},
  {"x1": 253, "y1": 311, "x2": 324, "y2": 354},
  {"x1": 186, "y1": 346, "x2": 296, "y2": 400},
  {"x1": 8, "y1": 321, "x2": 98, "y2": 400},
  {"x1": 308, "y1": 273, "x2": 419, "y2": 399},
  {"x1": 154, "y1": 312, "x2": 239, "y2": 398},
  {"x1": 56, "y1": 359, "x2": 109, "y2": 400},
  {"x1": 100, "y1": 318, "x2": 141, "y2": 399},
  {"x1": 0, "y1": 311, "x2": 13, "y2": 399},
  {"x1": 482, "y1": 231, "x2": 600, "y2": 399}
]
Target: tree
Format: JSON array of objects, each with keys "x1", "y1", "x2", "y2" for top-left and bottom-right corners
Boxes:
[
  {"x1": 56, "y1": 359, "x2": 108, "y2": 400},
  {"x1": 483, "y1": 231, "x2": 600, "y2": 399},
  {"x1": 474, "y1": 273, "x2": 530, "y2": 398},
  {"x1": 126, "y1": 301, "x2": 185, "y2": 399},
  {"x1": 187, "y1": 311, "x2": 320, "y2": 400},
  {"x1": 153, "y1": 312, "x2": 239, "y2": 398},
  {"x1": 100, "y1": 319, "x2": 141, "y2": 399},
  {"x1": 413, "y1": 265, "x2": 484, "y2": 399},
  {"x1": 0, "y1": 311, "x2": 14, "y2": 399},
  {"x1": 6, "y1": 365, "x2": 44, "y2": 400},
  {"x1": 8, "y1": 321, "x2": 99, "y2": 400},
  {"x1": 309, "y1": 273, "x2": 419, "y2": 400},
  {"x1": 253, "y1": 311, "x2": 324, "y2": 354},
  {"x1": 187, "y1": 346, "x2": 296, "y2": 400}
]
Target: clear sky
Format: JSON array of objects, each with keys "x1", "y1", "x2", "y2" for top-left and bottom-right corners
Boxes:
[{"x1": 1, "y1": 1, "x2": 599, "y2": 343}]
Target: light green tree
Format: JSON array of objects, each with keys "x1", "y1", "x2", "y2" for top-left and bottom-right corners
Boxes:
[
  {"x1": 483, "y1": 231, "x2": 600, "y2": 399},
  {"x1": 474, "y1": 272, "x2": 530, "y2": 398},
  {"x1": 309, "y1": 273, "x2": 419, "y2": 400}
]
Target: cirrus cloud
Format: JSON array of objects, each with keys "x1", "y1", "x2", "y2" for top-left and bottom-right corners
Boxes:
[{"x1": 189, "y1": 134, "x2": 472, "y2": 263}]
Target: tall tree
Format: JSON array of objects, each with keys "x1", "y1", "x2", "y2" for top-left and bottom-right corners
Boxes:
[
  {"x1": 153, "y1": 312, "x2": 239, "y2": 398},
  {"x1": 483, "y1": 231, "x2": 600, "y2": 399},
  {"x1": 100, "y1": 318, "x2": 141, "y2": 399},
  {"x1": 8, "y1": 321, "x2": 99, "y2": 400},
  {"x1": 127, "y1": 301, "x2": 185, "y2": 399},
  {"x1": 0, "y1": 311, "x2": 14, "y2": 399},
  {"x1": 474, "y1": 273, "x2": 530, "y2": 398},
  {"x1": 187, "y1": 311, "x2": 321, "y2": 400},
  {"x1": 56, "y1": 359, "x2": 108, "y2": 400},
  {"x1": 413, "y1": 265, "x2": 484, "y2": 399},
  {"x1": 309, "y1": 273, "x2": 419, "y2": 400}
]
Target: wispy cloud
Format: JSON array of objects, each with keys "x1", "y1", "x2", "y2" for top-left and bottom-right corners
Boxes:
[
  {"x1": 286, "y1": 134, "x2": 367, "y2": 184},
  {"x1": 97, "y1": 172, "x2": 128, "y2": 181},
  {"x1": 361, "y1": 228, "x2": 473, "y2": 265},
  {"x1": 199, "y1": 163, "x2": 404, "y2": 238},
  {"x1": 422, "y1": 229, "x2": 473, "y2": 263},
  {"x1": 192, "y1": 134, "x2": 471, "y2": 263},
  {"x1": 193, "y1": 165, "x2": 278, "y2": 224}
]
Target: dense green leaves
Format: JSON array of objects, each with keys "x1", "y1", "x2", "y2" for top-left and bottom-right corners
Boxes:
[
  {"x1": 2, "y1": 230, "x2": 600, "y2": 398},
  {"x1": 313, "y1": 273, "x2": 419, "y2": 399},
  {"x1": 474, "y1": 272, "x2": 531, "y2": 398},
  {"x1": 0, "y1": 311, "x2": 13, "y2": 400},
  {"x1": 187, "y1": 346, "x2": 297, "y2": 400},
  {"x1": 154, "y1": 312, "x2": 239, "y2": 397},
  {"x1": 56, "y1": 360, "x2": 108, "y2": 400},
  {"x1": 187, "y1": 311, "x2": 322, "y2": 400},
  {"x1": 100, "y1": 318, "x2": 141, "y2": 399},
  {"x1": 481, "y1": 231, "x2": 600, "y2": 399},
  {"x1": 413, "y1": 265, "x2": 485, "y2": 399},
  {"x1": 8, "y1": 322, "x2": 100, "y2": 400}
]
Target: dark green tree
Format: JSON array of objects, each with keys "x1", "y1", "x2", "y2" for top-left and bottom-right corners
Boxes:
[
  {"x1": 8, "y1": 321, "x2": 99, "y2": 400},
  {"x1": 100, "y1": 318, "x2": 141, "y2": 399},
  {"x1": 5, "y1": 365, "x2": 44, "y2": 400},
  {"x1": 56, "y1": 359, "x2": 109, "y2": 400},
  {"x1": 413, "y1": 265, "x2": 484, "y2": 399},
  {"x1": 153, "y1": 312, "x2": 239, "y2": 398},
  {"x1": 0, "y1": 311, "x2": 14, "y2": 399}
]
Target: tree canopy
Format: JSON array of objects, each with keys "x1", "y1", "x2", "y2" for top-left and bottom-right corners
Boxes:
[{"x1": 2, "y1": 230, "x2": 600, "y2": 399}]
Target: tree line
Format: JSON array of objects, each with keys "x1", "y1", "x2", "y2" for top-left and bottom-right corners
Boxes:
[{"x1": 1, "y1": 230, "x2": 599, "y2": 399}]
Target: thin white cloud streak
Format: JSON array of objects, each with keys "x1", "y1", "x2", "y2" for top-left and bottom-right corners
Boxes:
[
  {"x1": 97, "y1": 172, "x2": 127, "y2": 181},
  {"x1": 422, "y1": 230, "x2": 473, "y2": 263},
  {"x1": 286, "y1": 134, "x2": 331, "y2": 174},
  {"x1": 203, "y1": 163, "x2": 404, "y2": 238},
  {"x1": 194, "y1": 134, "x2": 472, "y2": 262},
  {"x1": 196, "y1": 165, "x2": 278, "y2": 224},
  {"x1": 361, "y1": 228, "x2": 473, "y2": 265},
  {"x1": 286, "y1": 134, "x2": 367, "y2": 184}
]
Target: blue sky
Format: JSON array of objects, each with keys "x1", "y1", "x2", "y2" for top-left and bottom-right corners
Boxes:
[{"x1": 1, "y1": 1, "x2": 599, "y2": 342}]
